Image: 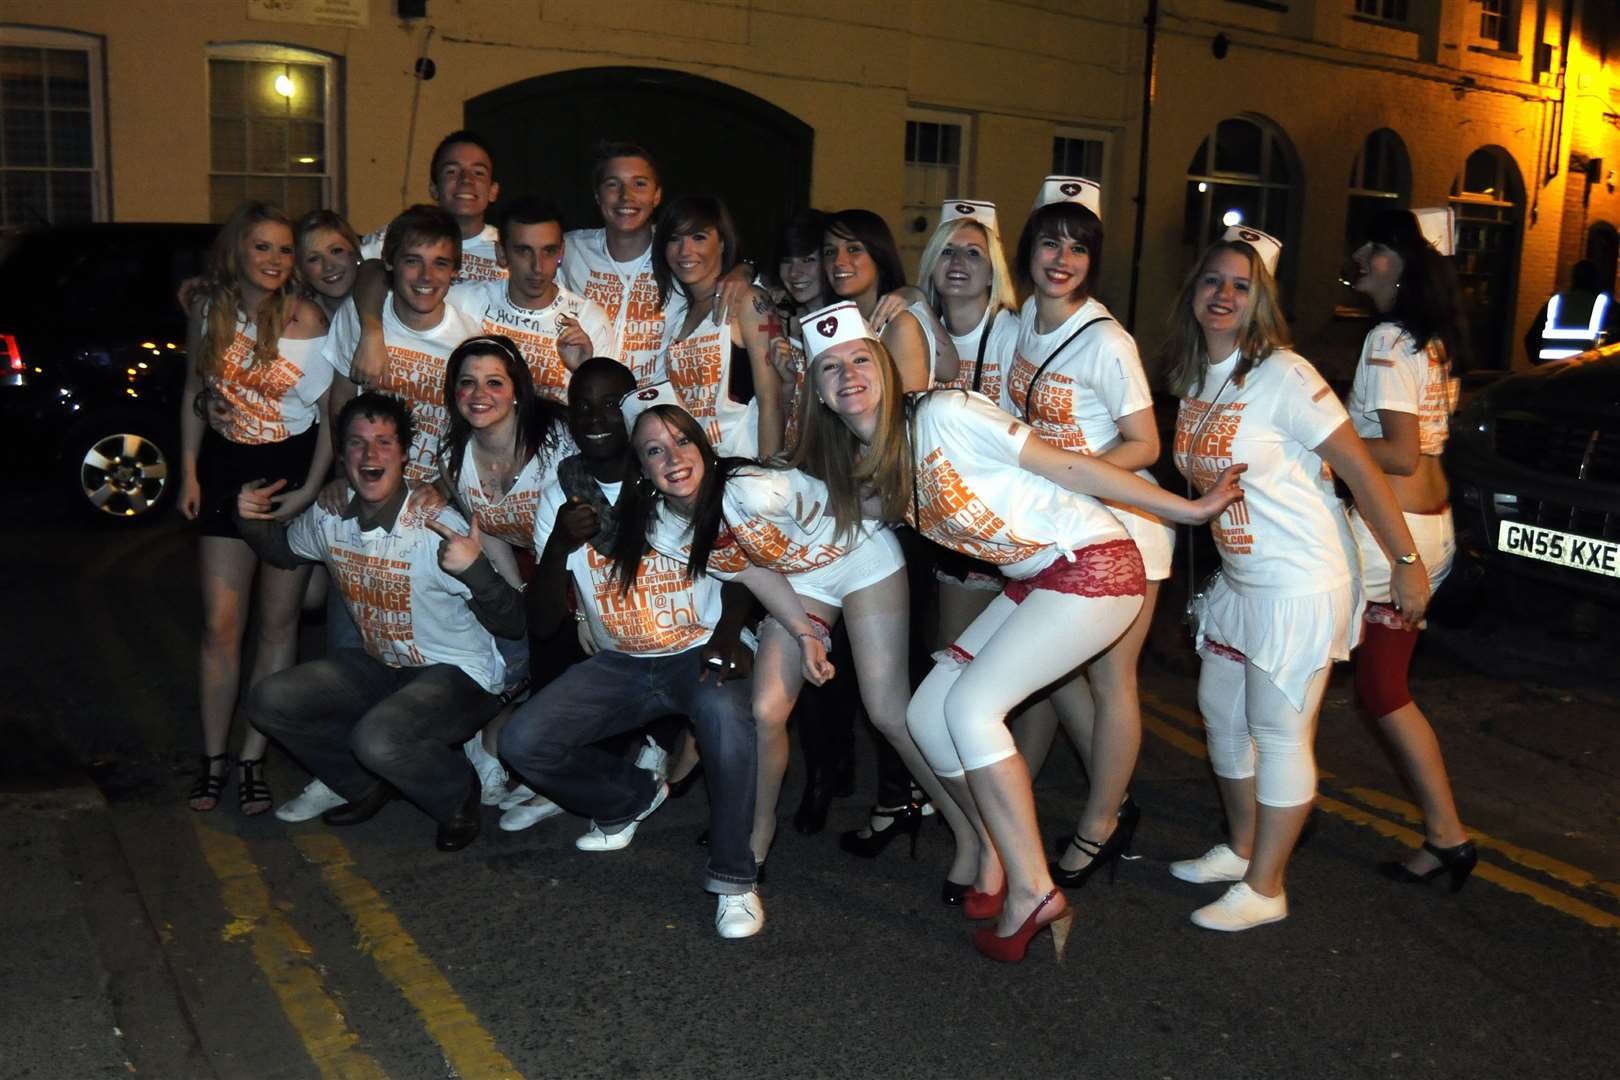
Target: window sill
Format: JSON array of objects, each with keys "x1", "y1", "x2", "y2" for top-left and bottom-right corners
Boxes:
[
  {"x1": 1227, "y1": 0, "x2": 1289, "y2": 11},
  {"x1": 1466, "y1": 45, "x2": 1522, "y2": 60},
  {"x1": 1349, "y1": 15, "x2": 1417, "y2": 35}
]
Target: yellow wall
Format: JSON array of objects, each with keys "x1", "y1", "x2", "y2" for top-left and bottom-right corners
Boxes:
[{"x1": 6, "y1": 0, "x2": 1619, "y2": 370}]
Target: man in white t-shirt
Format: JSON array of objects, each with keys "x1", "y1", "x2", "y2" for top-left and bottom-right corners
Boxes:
[
  {"x1": 497, "y1": 359, "x2": 767, "y2": 938},
  {"x1": 325, "y1": 205, "x2": 480, "y2": 483},
  {"x1": 560, "y1": 140, "x2": 755, "y2": 384},
  {"x1": 236, "y1": 392, "x2": 523, "y2": 852},
  {"x1": 359, "y1": 130, "x2": 507, "y2": 286},
  {"x1": 449, "y1": 195, "x2": 615, "y2": 404}
]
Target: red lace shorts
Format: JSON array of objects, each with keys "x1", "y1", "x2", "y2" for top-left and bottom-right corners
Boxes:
[{"x1": 1002, "y1": 539, "x2": 1146, "y2": 604}]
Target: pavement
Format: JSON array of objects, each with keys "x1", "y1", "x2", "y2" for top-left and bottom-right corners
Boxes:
[{"x1": 4, "y1": 498, "x2": 1619, "y2": 1079}]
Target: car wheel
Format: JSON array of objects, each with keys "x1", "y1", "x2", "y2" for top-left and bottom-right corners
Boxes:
[{"x1": 65, "y1": 414, "x2": 175, "y2": 522}]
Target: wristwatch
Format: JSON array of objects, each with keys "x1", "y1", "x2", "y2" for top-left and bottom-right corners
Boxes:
[{"x1": 1395, "y1": 551, "x2": 1420, "y2": 565}]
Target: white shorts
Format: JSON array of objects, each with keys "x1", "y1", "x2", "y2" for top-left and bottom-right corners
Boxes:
[
  {"x1": 789, "y1": 528, "x2": 905, "y2": 607},
  {"x1": 1107, "y1": 497, "x2": 1175, "y2": 581},
  {"x1": 1350, "y1": 505, "x2": 1455, "y2": 603}
]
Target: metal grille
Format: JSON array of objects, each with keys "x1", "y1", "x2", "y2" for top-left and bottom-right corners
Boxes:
[{"x1": 1495, "y1": 417, "x2": 1619, "y2": 484}]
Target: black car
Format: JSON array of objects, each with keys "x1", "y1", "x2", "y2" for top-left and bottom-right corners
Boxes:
[
  {"x1": 0, "y1": 223, "x2": 216, "y2": 521},
  {"x1": 1446, "y1": 343, "x2": 1620, "y2": 605}
]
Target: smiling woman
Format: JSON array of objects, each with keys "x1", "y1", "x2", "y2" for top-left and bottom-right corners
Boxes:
[{"x1": 178, "y1": 200, "x2": 334, "y2": 817}]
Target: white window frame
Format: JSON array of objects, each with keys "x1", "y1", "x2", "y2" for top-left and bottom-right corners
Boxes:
[
  {"x1": 902, "y1": 106, "x2": 975, "y2": 269},
  {"x1": 1052, "y1": 127, "x2": 1113, "y2": 220},
  {"x1": 205, "y1": 41, "x2": 339, "y2": 220},
  {"x1": 0, "y1": 25, "x2": 108, "y2": 223}
]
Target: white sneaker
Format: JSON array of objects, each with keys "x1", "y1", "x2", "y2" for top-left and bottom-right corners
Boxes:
[
  {"x1": 633, "y1": 736, "x2": 669, "y2": 782},
  {"x1": 274, "y1": 778, "x2": 346, "y2": 823},
  {"x1": 499, "y1": 797, "x2": 565, "y2": 832},
  {"x1": 463, "y1": 735, "x2": 507, "y2": 805},
  {"x1": 1190, "y1": 882, "x2": 1288, "y2": 931},
  {"x1": 498, "y1": 783, "x2": 537, "y2": 811},
  {"x1": 1170, "y1": 843, "x2": 1250, "y2": 884},
  {"x1": 715, "y1": 890, "x2": 765, "y2": 939},
  {"x1": 575, "y1": 782, "x2": 669, "y2": 852}
]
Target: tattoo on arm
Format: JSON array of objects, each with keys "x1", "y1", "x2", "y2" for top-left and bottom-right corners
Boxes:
[{"x1": 752, "y1": 294, "x2": 770, "y2": 316}]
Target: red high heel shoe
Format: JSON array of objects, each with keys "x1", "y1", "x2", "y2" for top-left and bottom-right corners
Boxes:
[
  {"x1": 962, "y1": 880, "x2": 1006, "y2": 920},
  {"x1": 973, "y1": 888, "x2": 1073, "y2": 964}
]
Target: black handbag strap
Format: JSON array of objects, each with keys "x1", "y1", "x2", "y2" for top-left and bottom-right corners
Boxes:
[
  {"x1": 1020, "y1": 315, "x2": 1113, "y2": 420},
  {"x1": 970, "y1": 314, "x2": 993, "y2": 394}
]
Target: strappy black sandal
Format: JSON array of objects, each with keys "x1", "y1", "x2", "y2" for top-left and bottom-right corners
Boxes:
[
  {"x1": 188, "y1": 752, "x2": 229, "y2": 812},
  {"x1": 238, "y1": 756, "x2": 273, "y2": 816}
]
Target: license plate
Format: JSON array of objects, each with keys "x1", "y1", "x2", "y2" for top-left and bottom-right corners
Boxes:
[{"x1": 1497, "y1": 521, "x2": 1620, "y2": 578}]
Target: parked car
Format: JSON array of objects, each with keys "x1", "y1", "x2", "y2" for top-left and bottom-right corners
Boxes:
[
  {"x1": 0, "y1": 223, "x2": 216, "y2": 521},
  {"x1": 1445, "y1": 344, "x2": 1620, "y2": 610}
]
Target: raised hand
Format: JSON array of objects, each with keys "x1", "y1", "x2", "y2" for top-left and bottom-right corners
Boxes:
[
  {"x1": 553, "y1": 496, "x2": 600, "y2": 553},
  {"x1": 556, "y1": 313, "x2": 593, "y2": 369},
  {"x1": 317, "y1": 476, "x2": 351, "y2": 514},
  {"x1": 406, "y1": 484, "x2": 448, "y2": 516},
  {"x1": 351, "y1": 329, "x2": 388, "y2": 388},
  {"x1": 426, "y1": 514, "x2": 484, "y2": 575},
  {"x1": 238, "y1": 478, "x2": 289, "y2": 521}
]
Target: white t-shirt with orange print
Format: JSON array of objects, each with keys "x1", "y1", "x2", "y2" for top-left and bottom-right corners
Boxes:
[
  {"x1": 452, "y1": 433, "x2": 574, "y2": 551},
  {"x1": 560, "y1": 228, "x2": 686, "y2": 384},
  {"x1": 905, "y1": 390, "x2": 1128, "y2": 580},
  {"x1": 721, "y1": 466, "x2": 872, "y2": 574},
  {"x1": 1004, "y1": 297, "x2": 1148, "y2": 453},
  {"x1": 1173, "y1": 348, "x2": 1354, "y2": 596},
  {"x1": 322, "y1": 296, "x2": 480, "y2": 484},
  {"x1": 1345, "y1": 321, "x2": 1458, "y2": 457},
  {"x1": 286, "y1": 493, "x2": 505, "y2": 693},
  {"x1": 664, "y1": 310, "x2": 759, "y2": 457},
  {"x1": 940, "y1": 307, "x2": 1017, "y2": 403},
  {"x1": 204, "y1": 320, "x2": 331, "y2": 446},
  {"x1": 447, "y1": 280, "x2": 614, "y2": 404},
  {"x1": 533, "y1": 478, "x2": 724, "y2": 656},
  {"x1": 361, "y1": 223, "x2": 507, "y2": 285}
]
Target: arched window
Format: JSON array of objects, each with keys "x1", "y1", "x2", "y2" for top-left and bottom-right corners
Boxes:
[
  {"x1": 1184, "y1": 115, "x2": 1300, "y2": 291},
  {"x1": 1450, "y1": 147, "x2": 1525, "y2": 368},
  {"x1": 1346, "y1": 129, "x2": 1410, "y2": 246},
  {"x1": 207, "y1": 44, "x2": 338, "y2": 222}
]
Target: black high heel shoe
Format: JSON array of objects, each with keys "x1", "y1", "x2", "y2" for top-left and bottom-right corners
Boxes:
[
  {"x1": 667, "y1": 761, "x2": 705, "y2": 800},
  {"x1": 1050, "y1": 809, "x2": 1139, "y2": 889},
  {"x1": 792, "y1": 758, "x2": 851, "y2": 835},
  {"x1": 838, "y1": 802, "x2": 922, "y2": 859},
  {"x1": 1380, "y1": 839, "x2": 1478, "y2": 893},
  {"x1": 1050, "y1": 794, "x2": 1140, "y2": 857}
]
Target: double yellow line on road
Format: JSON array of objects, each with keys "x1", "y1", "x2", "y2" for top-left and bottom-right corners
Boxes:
[{"x1": 1140, "y1": 691, "x2": 1620, "y2": 931}]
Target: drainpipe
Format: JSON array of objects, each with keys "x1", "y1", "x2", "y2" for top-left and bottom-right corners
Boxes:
[{"x1": 1125, "y1": 0, "x2": 1159, "y2": 332}]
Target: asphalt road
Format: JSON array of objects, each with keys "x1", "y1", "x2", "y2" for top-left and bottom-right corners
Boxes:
[{"x1": 4, "y1": 493, "x2": 1618, "y2": 1080}]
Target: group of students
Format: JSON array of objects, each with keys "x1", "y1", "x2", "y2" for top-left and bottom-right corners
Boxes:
[{"x1": 177, "y1": 128, "x2": 1475, "y2": 954}]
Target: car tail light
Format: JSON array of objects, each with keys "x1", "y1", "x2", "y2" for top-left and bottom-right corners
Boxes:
[{"x1": 1, "y1": 334, "x2": 19, "y2": 373}]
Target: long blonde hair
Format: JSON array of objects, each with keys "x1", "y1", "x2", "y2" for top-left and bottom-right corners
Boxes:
[
  {"x1": 1161, "y1": 240, "x2": 1292, "y2": 397},
  {"x1": 917, "y1": 219, "x2": 1018, "y2": 324},
  {"x1": 197, "y1": 202, "x2": 299, "y2": 379},
  {"x1": 788, "y1": 338, "x2": 914, "y2": 541}
]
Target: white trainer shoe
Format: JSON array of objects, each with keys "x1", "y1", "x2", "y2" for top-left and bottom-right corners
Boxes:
[
  {"x1": 498, "y1": 783, "x2": 537, "y2": 811},
  {"x1": 575, "y1": 782, "x2": 668, "y2": 852},
  {"x1": 1170, "y1": 843, "x2": 1251, "y2": 884},
  {"x1": 274, "y1": 778, "x2": 346, "y2": 823},
  {"x1": 1190, "y1": 882, "x2": 1288, "y2": 931},
  {"x1": 463, "y1": 734, "x2": 508, "y2": 805},
  {"x1": 633, "y1": 736, "x2": 669, "y2": 782},
  {"x1": 499, "y1": 796, "x2": 564, "y2": 832},
  {"x1": 715, "y1": 890, "x2": 765, "y2": 939}
]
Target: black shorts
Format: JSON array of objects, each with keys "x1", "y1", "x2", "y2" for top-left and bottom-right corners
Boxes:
[{"x1": 196, "y1": 424, "x2": 321, "y2": 539}]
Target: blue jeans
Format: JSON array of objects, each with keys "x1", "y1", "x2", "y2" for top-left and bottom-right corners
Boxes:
[
  {"x1": 499, "y1": 647, "x2": 758, "y2": 894},
  {"x1": 246, "y1": 649, "x2": 500, "y2": 822}
]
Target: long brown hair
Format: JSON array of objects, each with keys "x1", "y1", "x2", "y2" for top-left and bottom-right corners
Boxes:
[
  {"x1": 788, "y1": 338, "x2": 913, "y2": 541},
  {"x1": 1161, "y1": 240, "x2": 1292, "y2": 397},
  {"x1": 197, "y1": 202, "x2": 299, "y2": 379}
]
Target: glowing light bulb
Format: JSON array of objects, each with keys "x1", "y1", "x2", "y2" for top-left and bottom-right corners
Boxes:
[
  {"x1": 1222, "y1": 209, "x2": 1243, "y2": 227},
  {"x1": 1197, "y1": 182, "x2": 1209, "y2": 193},
  {"x1": 274, "y1": 74, "x2": 295, "y2": 98}
]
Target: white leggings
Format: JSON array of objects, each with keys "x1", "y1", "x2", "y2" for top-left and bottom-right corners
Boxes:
[
  {"x1": 908, "y1": 589, "x2": 1142, "y2": 777},
  {"x1": 1197, "y1": 652, "x2": 1330, "y2": 807}
]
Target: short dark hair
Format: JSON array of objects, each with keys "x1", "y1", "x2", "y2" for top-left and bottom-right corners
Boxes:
[
  {"x1": 338, "y1": 391, "x2": 414, "y2": 451},
  {"x1": 652, "y1": 194, "x2": 739, "y2": 309},
  {"x1": 383, "y1": 204, "x2": 462, "y2": 272},
  {"x1": 496, "y1": 195, "x2": 566, "y2": 239},
  {"x1": 824, "y1": 210, "x2": 907, "y2": 295},
  {"x1": 429, "y1": 130, "x2": 496, "y2": 184},
  {"x1": 590, "y1": 140, "x2": 661, "y2": 190},
  {"x1": 1571, "y1": 259, "x2": 1601, "y2": 292},
  {"x1": 569, "y1": 355, "x2": 636, "y2": 406},
  {"x1": 1015, "y1": 202, "x2": 1104, "y2": 301}
]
